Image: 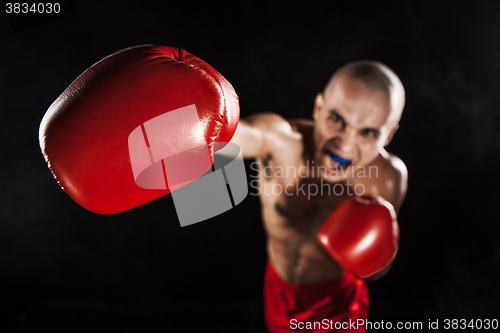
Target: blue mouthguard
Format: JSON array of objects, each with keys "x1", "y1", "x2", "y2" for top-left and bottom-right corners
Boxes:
[{"x1": 328, "y1": 152, "x2": 352, "y2": 166}]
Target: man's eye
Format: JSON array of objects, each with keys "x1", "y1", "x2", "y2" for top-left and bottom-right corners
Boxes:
[
  {"x1": 363, "y1": 129, "x2": 377, "y2": 137},
  {"x1": 329, "y1": 114, "x2": 341, "y2": 123}
]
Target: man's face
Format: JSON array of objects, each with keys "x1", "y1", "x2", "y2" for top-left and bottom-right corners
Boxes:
[{"x1": 313, "y1": 75, "x2": 397, "y2": 181}]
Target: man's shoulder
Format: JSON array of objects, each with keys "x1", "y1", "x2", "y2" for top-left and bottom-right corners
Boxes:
[
  {"x1": 248, "y1": 113, "x2": 306, "y2": 143},
  {"x1": 371, "y1": 151, "x2": 408, "y2": 211},
  {"x1": 381, "y1": 152, "x2": 408, "y2": 180},
  {"x1": 288, "y1": 118, "x2": 314, "y2": 129}
]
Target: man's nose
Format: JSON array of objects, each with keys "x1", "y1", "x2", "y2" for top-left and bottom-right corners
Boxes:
[{"x1": 335, "y1": 127, "x2": 356, "y2": 153}]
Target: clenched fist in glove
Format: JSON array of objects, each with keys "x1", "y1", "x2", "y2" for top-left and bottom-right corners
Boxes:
[
  {"x1": 317, "y1": 195, "x2": 399, "y2": 279},
  {"x1": 39, "y1": 45, "x2": 239, "y2": 214}
]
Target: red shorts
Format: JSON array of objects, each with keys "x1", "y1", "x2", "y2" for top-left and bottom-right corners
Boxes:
[{"x1": 264, "y1": 261, "x2": 369, "y2": 333}]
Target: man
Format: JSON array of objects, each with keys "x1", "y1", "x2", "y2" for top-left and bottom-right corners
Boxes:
[
  {"x1": 230, "y1": 61, "x2": 407, "y2": 332},
  {"x1": 39, "y1": 45, "x2": 406, "y2": 332}
]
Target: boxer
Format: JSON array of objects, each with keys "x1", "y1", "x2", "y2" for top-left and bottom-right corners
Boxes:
[
  {"x1": 230, "y1": 61, "x2": 407, "y2": 332},
  {"x1": 40, "y1": 46, "x2": 406, "y2": 332}
]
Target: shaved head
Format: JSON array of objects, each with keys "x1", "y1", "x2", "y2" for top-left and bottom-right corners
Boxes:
[{"x1": 323, "y1": 61, "x2": 405, "y2": 126}]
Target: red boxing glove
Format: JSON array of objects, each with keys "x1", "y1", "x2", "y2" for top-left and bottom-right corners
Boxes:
[
  {"x1": 317, "y1": 195, "x2": 399, "y2": 279},
  {"x1": 39, "y1": 45, "x2": 239, "y2": 214}
]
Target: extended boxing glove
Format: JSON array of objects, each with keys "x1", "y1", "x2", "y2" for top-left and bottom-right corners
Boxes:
[
  {"x1": 317, "y1": 195, "x2": 399, "y2": 279},
  {"x1": 39, "y1": 45, "x2": 239, "y2": 214}
]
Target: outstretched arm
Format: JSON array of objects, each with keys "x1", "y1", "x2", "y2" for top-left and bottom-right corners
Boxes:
[{"x1": 229, "y1": 113, "x2": 290, "y2": 159}]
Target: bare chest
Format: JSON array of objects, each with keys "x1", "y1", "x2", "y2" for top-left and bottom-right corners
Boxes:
[
  {"x1": 254, "y1": 157, "x2": 349, "y2": 238},
  {"x1": 254, "y1": 156, "x2": 386, "y2": 239}
]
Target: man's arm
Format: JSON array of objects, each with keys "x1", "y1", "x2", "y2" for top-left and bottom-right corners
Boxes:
[
  {"x1": 363, "y1": 155, "x2": 407, "y2": 280},
  {"x1": 229, "y1": 113, "x2": 292, "y2": 159}
]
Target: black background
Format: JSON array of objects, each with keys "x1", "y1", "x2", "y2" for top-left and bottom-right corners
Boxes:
[{"x1": 1, "y1": 1, "x2": 500, "y2": 332}]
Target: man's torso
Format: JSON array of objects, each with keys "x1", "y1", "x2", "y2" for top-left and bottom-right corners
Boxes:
[{"x1": 254, "y1": 119, "x2": 403, "y2": 285}]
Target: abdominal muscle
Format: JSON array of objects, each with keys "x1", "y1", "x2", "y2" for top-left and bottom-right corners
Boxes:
[
  {"x1": 267, "y1": 237, "x2": 344, "y2": 285},
  {"x1": 262, "y1": 199, "x2": 345, "y2": 285}
]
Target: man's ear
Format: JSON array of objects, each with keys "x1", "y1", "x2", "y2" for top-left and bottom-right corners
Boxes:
[
  {"x1": 313, "y1": 93, "x2": 324, "y2": 121},
  {"x1": 384, "y1": 123, "x2": 399, "y2": 147}
]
